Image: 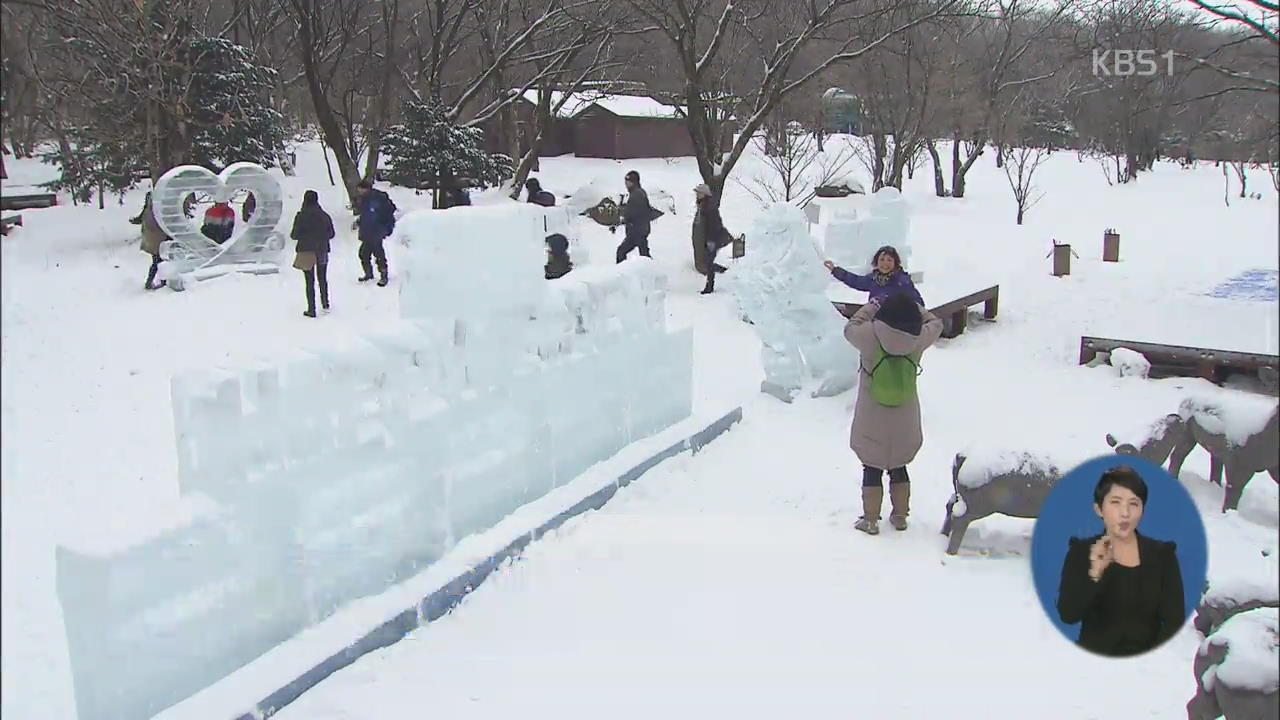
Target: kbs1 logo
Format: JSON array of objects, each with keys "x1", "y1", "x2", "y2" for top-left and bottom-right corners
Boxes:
[{"x1": 1092, "y1": 49, "x2": 1176, "y2": 77}]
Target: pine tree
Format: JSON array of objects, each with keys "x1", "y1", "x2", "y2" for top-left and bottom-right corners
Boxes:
[
  {"x1": 45, "y1": 27, "x2": 286, "y2": 202},
  {"x1": 381, "y1": 99, "x2": 513, "y2": 198},
  {"x1": 185, "y1": 36, "x2": 287, "y2": 172},
  {"x1": 38, "y1": 127, "x2": 135, "y2": 208}
]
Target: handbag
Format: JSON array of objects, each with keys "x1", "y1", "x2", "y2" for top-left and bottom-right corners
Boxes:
[{"x1": 293, "y1": 251, "x2": 317, "y2": 271}]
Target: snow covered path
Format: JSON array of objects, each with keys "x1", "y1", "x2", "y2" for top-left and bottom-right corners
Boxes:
[{"x1": 275, "y1": 393, "x2": 1204, "y2": 720}]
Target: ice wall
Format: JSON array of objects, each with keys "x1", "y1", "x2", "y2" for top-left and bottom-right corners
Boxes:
[
  {"x1": 821, "y1": 186, "x2": 912, "y2": 275},
  {"x1": 56, "y1": 203, "x2": 692, "y2": 720},
  {"x1": 727, "y1": 203, "x2": 857, "y2": 402}
]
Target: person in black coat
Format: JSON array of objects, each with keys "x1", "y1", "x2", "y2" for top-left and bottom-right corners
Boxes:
[
  {"x1": 545, "y1": 233, "x2": 572, "y2": 280},
  {"x1": 615, "y1": 169, "x2": 653, "y2": 263},
  {"x1": 525, "y1": 177, "x2": 556, "y2": 207},
  {"x1": 1056, "y1": 466, "x2": 1186, "y2": 657},
  {"x1": 290, "y1": 190, "x2": 335, "y2": 318}
]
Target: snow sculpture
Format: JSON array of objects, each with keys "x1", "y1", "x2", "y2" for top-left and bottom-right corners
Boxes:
[
  {"x1": 727, "y1": 203, "x2": 857, "y2": 403},
  {"x1": 56, "y1": 202, "x2": 695, "y2": 720},
  {"x1": 151, "y1": 162, "x2": 288, "y2": 290},
  {"x1": 1169, "y1": 393, "x2": 1279, "y2": 512},
  {"x1": 822, "y1": 186, "x2": 912, "y2": 275}
]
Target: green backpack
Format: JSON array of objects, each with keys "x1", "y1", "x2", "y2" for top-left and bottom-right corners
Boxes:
[{"x1": 864, "y1": 344, "x2": 923, "y2": 407}]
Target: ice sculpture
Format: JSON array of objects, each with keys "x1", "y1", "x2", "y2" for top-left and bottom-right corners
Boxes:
[
  {"x1": 151, "y1": 162, "x2": 288, "y2": 290},
  {"x1": 57, "y1": 202, "x2": 696, "y2": 720},
  {"x1": 822, "y1": 186, "x2": 912, "y2": 275},
  {"x1": 727, "y1": 203, "x2": 858, "y2": 403}
]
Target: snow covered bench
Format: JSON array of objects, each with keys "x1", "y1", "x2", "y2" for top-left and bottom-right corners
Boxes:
[
  {"x1": 0, "y1": 191, "x2": 57, "y2": 210},
  {"x1": 1188, "y1": 564, "x2": 1280, "y2": 720},
  {"x1": 1079, "y1": 336, "x2": 1280, "y2": 390},
  {"x1": 941, "y1": 449, "x2": 1063, "y2": 555},
  {"x1": 0, "y1": 213, "x2": 21, "y2": 235},
  {"x1": 1168, "y1": 393, "x2": 1279, "y2": 512}
]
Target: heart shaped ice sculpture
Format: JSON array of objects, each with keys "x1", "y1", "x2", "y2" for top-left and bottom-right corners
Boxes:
[{"x1": 151, "y1": 162, "x2": 287, "y2": 288}]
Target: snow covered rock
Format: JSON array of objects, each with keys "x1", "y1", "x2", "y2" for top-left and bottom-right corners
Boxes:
[
  {"x1": 1108, "y1": 347, "x2": 1151, "y2": 378},
  {"x1": 942, "y1": 449, "x2": 1065, "y2": 555}
]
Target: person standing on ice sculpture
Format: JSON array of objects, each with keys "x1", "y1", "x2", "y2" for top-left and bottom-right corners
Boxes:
[
  {"x1": 825, "y1": 245, "x2": 923, "y2": 306},
  {"x1": 615, "y1": 170, "x2": 653, "y2": 262},
  {"x1": 290, "y1": 190, "x2": 335, "y2": 318},
  {"x1": 353, "y1": 178, "x2": 396, "y2": 286},
  {"x1": 843, "y1": 291, "x2": 943, "y2": 535}
]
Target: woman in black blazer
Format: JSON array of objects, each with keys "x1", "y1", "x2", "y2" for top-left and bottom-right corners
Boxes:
[{"x1": 1056, "y1": 466, "x2": 1186, "y2": 657}]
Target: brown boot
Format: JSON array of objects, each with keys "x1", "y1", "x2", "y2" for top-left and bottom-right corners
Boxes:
[
  {"x1": 855, "y1": 486, "x2": 883, "y2": 535},
  {"x1": 889, "y1": 482, "x2": 910, "y2": 531}
]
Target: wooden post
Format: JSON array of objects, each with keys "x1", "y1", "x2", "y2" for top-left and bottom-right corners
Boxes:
[
  {"x1": 1052, "y1": 242, "x2": 1072, "y2": 276},
  {"x1": 1103, "y1": 228, "x2": 1120, "y2": 262}
]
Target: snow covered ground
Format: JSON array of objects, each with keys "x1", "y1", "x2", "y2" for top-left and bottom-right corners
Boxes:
[{"x1": 2, "y1": 139, "x2": 1277, "y2": 720}]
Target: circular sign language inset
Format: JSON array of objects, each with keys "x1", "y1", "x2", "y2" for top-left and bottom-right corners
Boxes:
[{"x1": 151, "y1": 162, "x2": 287, "y2": 279}]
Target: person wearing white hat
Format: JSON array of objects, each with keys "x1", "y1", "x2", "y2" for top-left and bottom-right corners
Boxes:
[{"x1": 691, "y1": 183, "x2": 732, "y2": 294}]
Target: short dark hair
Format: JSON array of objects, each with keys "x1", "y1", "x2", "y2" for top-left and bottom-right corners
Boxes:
[
  {"x1": 625, "y1": 170, "x2": 640, "y2": 183},
  {"x1": 1093, "y1": 466, "x2": 1148, "y2": 507},
  {"x1": 356, "y1": 178, "x2": 373, "y2": 189},
  {"x1": 871, "y1": 245, "x2": 904, "y2": 272}
]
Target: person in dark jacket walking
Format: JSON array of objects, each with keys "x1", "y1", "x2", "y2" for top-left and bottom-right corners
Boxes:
[
  {"x1": 1056, "y1": 466, "x2": 1186, "y2": 658},
  {"x1": 825, "y1": 245, "x2": 924, "y2": 306},
  {"x1": 692, "y1": 183, "x2": 732, "y2": 294},
  {"x1": 201, "y1": 199, "x2": 236, "y2": 244},
  {"x1": 353, "y1": 178, "x2": 396, "y2": 286},
  {"x1": 291, "y1": 190, "x2": 335, "y2": 318},
  {"x1": 242, "y1": 191, "x2": 257, "y2": 222},
  {"x1": 615, "y1": 170, "x2": 653, "y2": 263},
  {"x1": 526, "y1": 177, "x2": 556, "y2": 207}
]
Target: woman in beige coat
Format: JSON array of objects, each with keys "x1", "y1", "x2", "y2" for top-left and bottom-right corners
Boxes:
[
  {"x1": 129, "y1": 192, "x2": 170, "y2": 290},
  {"x1": 843, "y1": 290, "x2": 944, "y2": 535}
]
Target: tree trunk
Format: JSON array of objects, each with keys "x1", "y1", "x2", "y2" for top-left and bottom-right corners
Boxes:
[
  {"x1": 925, "y1": 140, "x2": 947, "y2": 197},
  {"x1": 871, "y1": 134, "x2": 887, "y2": 191},
  {"x1": 1016, "y1": 205, "x2": 1024, "y2": 225},
  {"x1": 320, "y1": 141, "x2": 336, "y2": 186},
  {"x1": 950, "y1": 135, "x2": 983, "y2": 199},
  {"x1": 995, "y1": 143, "x2": 1004, "y2": 169},
  {"x1": 302, "y1": 70, "x2": 362, "y2": 202},
  {"x1": 363, "y1": 135, "x2": 382, "y2": 184}
]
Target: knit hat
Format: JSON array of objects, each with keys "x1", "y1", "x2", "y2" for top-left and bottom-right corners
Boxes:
[{"x1": 876, "y1": 291, "x2": 923, "y2": 336}]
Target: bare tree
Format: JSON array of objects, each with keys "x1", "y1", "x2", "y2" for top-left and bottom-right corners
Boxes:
[
  {"x1": 1003, "y1": 144, "x2": 1049, "y2": 223},
  {"x1": 625, "y1": 0, "x2": 968, "y2": 196},
  {"x1": 1178, "y1": 0, "x2": 1278, "y2": 94},
  {"x1": 739, "y1": 123, "x2": 858, "y2": 205}
]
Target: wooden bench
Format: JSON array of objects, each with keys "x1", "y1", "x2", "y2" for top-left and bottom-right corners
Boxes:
[
  {"x1": 1079, "y1": 336, "x2": 1280, "y2": 387},
  {"x1": 833, "y1": 285, "x2": 1000, "y2": 339},
  {"x1": 0, "y1": 193, "x2": 58, "y2": 210},
  {"x1": 0, "y1": 214, "x2": 21, "y2": 235}
]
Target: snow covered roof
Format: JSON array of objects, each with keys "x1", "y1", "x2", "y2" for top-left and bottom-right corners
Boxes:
[{"x1": 517, "y1": 89, "x2": 683, "y2": 120}]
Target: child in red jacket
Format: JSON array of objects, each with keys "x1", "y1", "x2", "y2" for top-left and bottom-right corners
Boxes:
[{"x1": 201, "y1": 201, "x2": 236, "y2": 244}]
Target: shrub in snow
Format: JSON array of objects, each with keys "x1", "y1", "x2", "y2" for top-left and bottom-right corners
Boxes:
[
  {"x1": 1105, "y1": 413, "x2": 1187, "y2": 469},
  {"x1": 1108, "y1": 347, "x2": 1151, "y2": 378},
  {"x1": 1187, "y1": 567, "x2": 1279, "y2": 720},
  {"x1": 941, "y1": 449, "x2": 1064, "y2": 556},
  {"x1": 1169, "y1": 393, "x2": 1279, "y2": 512}
]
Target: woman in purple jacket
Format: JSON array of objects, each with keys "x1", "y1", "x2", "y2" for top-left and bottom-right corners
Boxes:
[{"x1": 824, "y1": 245, "x2": 923, "y2": 306}]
